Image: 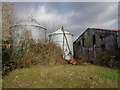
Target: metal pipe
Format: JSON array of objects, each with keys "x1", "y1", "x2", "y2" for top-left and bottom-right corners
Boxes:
[{"x1": 61, "y1": 26, "x2": 71, "y2": 52}]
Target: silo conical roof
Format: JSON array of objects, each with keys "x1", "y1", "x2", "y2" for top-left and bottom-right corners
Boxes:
[
  {"x1": 50, "y1": 28, "x2": 73, "y2": 35},
  {"x1": 13, "y1": 20, "x2": 44, "y2": 28}
]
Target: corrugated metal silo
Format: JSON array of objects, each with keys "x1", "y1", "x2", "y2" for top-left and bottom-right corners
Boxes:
[
  {"x1": 12, "y1": 20, "x2": 46, "y2": 44},
  {"x1": 49, "y1": 28, "x2": 73, "y2": 60}
]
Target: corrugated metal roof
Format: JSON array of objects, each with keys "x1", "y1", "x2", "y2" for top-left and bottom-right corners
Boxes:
[
  {"x1": 50, "y1": 28, "x2": 73, "y2": 35},
  {"x1": 95, "y1": 28, "x2": 120, "y2": 31},
  {"x1": 13, "y1": 20, "x2": 43, "y2": 27}
]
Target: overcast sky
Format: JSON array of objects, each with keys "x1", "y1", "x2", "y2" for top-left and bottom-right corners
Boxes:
[{"x1": 13, "y1": 2, "x2": 118, "y2": 41}]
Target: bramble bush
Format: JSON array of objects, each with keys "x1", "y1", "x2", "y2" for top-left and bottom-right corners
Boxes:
[
  {"x1": 99, "y1": 50, "x2": 120, "y2": 68},
  {"x1": 12, "y1": 41, "x2": 66, "y2": 68}
]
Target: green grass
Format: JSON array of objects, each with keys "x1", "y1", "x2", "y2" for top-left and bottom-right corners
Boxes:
[{"x1": 3, "y1": 63, "x2": 119, "y2": 88}]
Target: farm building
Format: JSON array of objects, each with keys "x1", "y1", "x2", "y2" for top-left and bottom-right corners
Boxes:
[
  {"x1": 73, "y1": 28, "x2": 120, "y2": 62},
  {"x1": 11, "y1": 19, "x2": 46, "y2": 44},
  {"x1": 49, "y1": 27, "x2": 73, "y2": 61},
  {"x1": 9, "y1": 19, "x2": 47, "y2": 51}
]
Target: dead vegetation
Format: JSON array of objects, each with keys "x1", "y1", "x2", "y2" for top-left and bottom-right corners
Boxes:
[
  {"x1": 15, "y1": 42, "x2": 66, "y2": 68},
  {"x1": 2, "y1": 41, "x2": 66, "y2": 76}
]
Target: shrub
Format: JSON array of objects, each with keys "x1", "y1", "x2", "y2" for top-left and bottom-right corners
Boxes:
[
  {"x1": 2, "y1": 39, "x2": 16, "y2": 76},
  {"x1": 99, "y1": 50, "x2": 120, "y2": 68},
  {"x1": 2, "y1": 41, "x2": 66, "y2": 76},
  {"x1": 15, "y1": 42, "x2": 66, "y2": 68}
]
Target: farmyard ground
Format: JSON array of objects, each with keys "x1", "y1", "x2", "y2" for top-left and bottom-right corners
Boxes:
[{"x1": 3, "y1": 63, "x2": 119, "y2": 88}]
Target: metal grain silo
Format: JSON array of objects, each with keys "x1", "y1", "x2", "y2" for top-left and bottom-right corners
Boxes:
[
  {"x1": 49, "y1": 27, "x2": 73, "y2": 60},
  {"x1": 12, "y1": 20, "x2": 46, "y2": 44}
]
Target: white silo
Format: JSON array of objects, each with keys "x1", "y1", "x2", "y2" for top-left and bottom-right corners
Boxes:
[
  {"x1": 49, "y1": 27, "x2": 73, "y2": 61},
  {"x1": 12, "y1": 20, "x2": 46, "y2": 44}
]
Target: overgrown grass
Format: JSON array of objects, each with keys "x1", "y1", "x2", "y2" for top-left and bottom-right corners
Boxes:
[{"x1": 3, "y1": 63, "x2": 119, "y2": 88}]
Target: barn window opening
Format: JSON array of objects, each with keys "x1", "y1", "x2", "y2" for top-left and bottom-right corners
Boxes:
[
  {"x1": 78, "y1": 41, "x2": 81, "y2": 46},
  {"x1": 82, "y1": 38, "x2": 84, "y2": 47},
  {"x1": 116, "y1": 34, "x2": 118, "y2": 37},
  {"x1": 93, "y1": 35, "x2": 96, "y2": 46}
]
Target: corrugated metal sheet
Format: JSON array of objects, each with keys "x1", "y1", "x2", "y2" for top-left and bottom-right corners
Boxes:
[
  {"x1": 49, "y1": 28, "x2": 73, "y2": 61},
  {"x1": 12, "y1": 20, "x2": 46, "y2": 44},
  {"x1": 13, "y1": 20, "x2": 44, "y2": 28},
  {"x1": 50, "y1": 28, "x2": 73, "y2": 35}
]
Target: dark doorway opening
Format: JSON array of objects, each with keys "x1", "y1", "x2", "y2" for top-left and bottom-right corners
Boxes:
[
  {"x1": 93, "y1": 35, "x2": 96, "y2": 46},
  {"x1": 82, "y1": 38, "x2": 84, "y2": 47}
]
